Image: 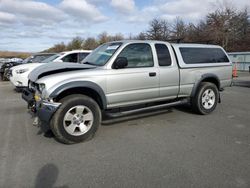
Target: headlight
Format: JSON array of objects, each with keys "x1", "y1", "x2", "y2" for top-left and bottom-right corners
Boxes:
[
  {"x1": 28, "y1": 81, "x2": 32, "y2": 89},
  {"x1": 16, "y1": 68, "x2": 29, "y2": 74}
]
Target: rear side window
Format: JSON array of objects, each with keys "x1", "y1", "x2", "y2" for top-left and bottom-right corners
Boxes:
[
  {"x1": 155, "y1": 44, "x2": 171, "y2": 66},
  {"x1": 180, "y1": 47, "x2": 229, "y2": 64},
  {"x1": 79, "y1": 53, "x2": 90, "y2": 62},
  {"x1": 117, "y1": 43, "x2": 153, "y2": 68},
  {"x1": 62, "y1": 53, "x2": 78, "y2": 63}
]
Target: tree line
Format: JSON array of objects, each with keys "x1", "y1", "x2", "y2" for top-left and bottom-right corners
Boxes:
[
  {"x1": 44, "y1": 32, "x2": 124, "y2": 52},
  {"x1": 44, "y1": 6, "x2": 250, "y2": 53}
]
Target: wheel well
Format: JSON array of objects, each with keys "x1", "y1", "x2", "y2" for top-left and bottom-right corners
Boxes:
[
  {"x1": 54, "y1": 87, "x2": 104, "y2": 109},
  {"x1": 201, "y1": 77, "x2": 220, "y2": 90}
]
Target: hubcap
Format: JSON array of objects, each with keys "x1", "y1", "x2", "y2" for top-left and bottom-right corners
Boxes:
[
  {"x1": 63, "y1": 105, "x2": 94, "y2": 136},
  {"x1": 201, "y1": 89, "x2": 215, "y2": 110}
]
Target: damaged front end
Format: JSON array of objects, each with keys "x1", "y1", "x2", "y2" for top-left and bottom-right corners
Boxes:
[{"x1": 22, "y1": 81, "x2": 61, "y2": 124}]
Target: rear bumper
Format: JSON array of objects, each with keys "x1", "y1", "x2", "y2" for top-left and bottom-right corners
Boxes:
[{"x1": 22, "y1": 88, "x2": 61, "y2": 123}]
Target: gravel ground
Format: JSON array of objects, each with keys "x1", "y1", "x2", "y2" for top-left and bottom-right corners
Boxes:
[{"x1": 0, "y1": 74, "x2": 250, "y2": 188}]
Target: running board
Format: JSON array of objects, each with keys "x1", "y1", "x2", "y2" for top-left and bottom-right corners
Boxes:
[{"x1": 105, "y1": 99, "x2": 189, "y2": 118}]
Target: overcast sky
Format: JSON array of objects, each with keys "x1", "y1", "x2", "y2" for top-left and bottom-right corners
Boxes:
[{"x1": 0, "y1": 0, "x2": 249, "y2": 52}]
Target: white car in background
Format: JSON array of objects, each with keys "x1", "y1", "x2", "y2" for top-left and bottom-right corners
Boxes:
[{"x1": 9, "y1": 50, "x2": 91, "y2": 90}]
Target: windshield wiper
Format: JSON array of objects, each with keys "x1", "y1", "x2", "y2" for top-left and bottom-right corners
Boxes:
[{"x1": 83, "y1": 62, "x2": 99, "y2": 66}]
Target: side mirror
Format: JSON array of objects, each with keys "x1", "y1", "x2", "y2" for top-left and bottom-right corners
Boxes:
[{"x1": 113, "y1": 57, "x2": 128, "y2": 69}]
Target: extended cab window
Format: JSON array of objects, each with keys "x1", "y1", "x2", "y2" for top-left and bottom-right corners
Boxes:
[
  {"x1": 155, "y1": 44, "x2": 171, "y2": 66},
  {"x1": 180, "y1": 47, "x2": 230, "y2": 64},
  {"x1": 117, "y1": 43, "x2": 153, "y2": 68},
  {"x1": 62, "y1": 53, "x2": 78, "y2": 63}
]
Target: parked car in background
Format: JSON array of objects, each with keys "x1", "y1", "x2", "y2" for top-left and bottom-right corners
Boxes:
[
  {"x1": 42, "y1": 50, "x2": 92, "y2": 63},
  {"x1": 0, "y1": 61, "x2": 23, "y2": 81},
  {"x1": 9, "y1": 50, "x2": 91, "y2": 89},
  {"x1": 0, "y1": 57, "x2": 23, "y2": 65},
  {"x1": 0, "y1": 53, "x2": 55, "y2": 81},
  {"x1": 22, "y1": 40, "x2": 232, "y2": 144}
]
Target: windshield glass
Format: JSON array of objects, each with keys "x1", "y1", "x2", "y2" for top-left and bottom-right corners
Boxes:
[
  {"x1": 32, "y1": 54, "x2": 54, "y2": 63},
  {"x1": 22, "y1": 54, "x2": 55, "y2": 64},
  {"x1": 41, "y1": 54, "x2": 60, "y2": 63},
  {"x1": 82, "y1": 42, "x2": 122, "y2": 66},
  {"x1": 22, "y1": 56, "x2": 33, "y2": 64}
]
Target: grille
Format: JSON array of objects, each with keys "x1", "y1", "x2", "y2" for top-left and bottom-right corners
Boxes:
[
  {"x1": 9, "y1": 69, "x2": 12, "y2": 77},
  {"x1": 28, "y1": 81, "x2": 38, "y2": 91}
]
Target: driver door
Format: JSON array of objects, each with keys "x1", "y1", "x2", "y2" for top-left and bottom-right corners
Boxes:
[{"x1": 106, "y1": 43, "x2": 159, "y2": 108}]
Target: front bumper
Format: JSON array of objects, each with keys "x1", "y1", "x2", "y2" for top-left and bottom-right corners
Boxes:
[
  {"x1": 10, "y1": 76, "x2": 26, "y2": 89},
  {"x1": 22, "y1": 88, "x2": 61, "y2": 123},
  {"x1": 9, "y1": 70, "x2": 29, "y2": 87},
  {"x1": 22, "y1": 88, "x2": 35, "y2": 107},
  {"x1": 36, "y1": 101, "x2": 61, "y2": 122}
]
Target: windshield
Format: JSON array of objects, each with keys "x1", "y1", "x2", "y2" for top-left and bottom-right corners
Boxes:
[
  {"x1": 82, "y1": 42, "x2": 122, "y2": 66},
  {"x1": 32, "y1": 54, "x2": 55, "y2": 63},
  {"x1": 41, "y1": 54, "x2": 60, "y2": 63},
  {"x1": 22, "y1": 56, "x2": 33, "y2": 64},
  {"x1": 21, "y1": 54, "x2": 55, "y2": 64}
]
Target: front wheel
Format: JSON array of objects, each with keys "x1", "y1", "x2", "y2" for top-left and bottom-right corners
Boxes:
[
  {"x1": 50, "y1": 94, "x2": 101, "y2": 144},
  {"x1": 191, "y1": 82, "x2": 219, "y2": 115},
  {"x1": 0, "y1": 73, "x2": 3, "y2": 81}
]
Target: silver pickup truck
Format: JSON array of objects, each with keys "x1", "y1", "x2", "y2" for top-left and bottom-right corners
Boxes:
[{"x1": 22, "y1": 40, "x2": 232, "y2": 144}]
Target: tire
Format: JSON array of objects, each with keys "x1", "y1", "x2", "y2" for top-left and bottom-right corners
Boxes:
[
  {"x1": 191, "y1": 82, "x2": 219, "y2": 115},
  {"x1": 3, "y1": 70, "x2": 9, "y2": 81},
  {"x1": 50, "y1": 94, "x2": 101, "y2": 144},
  {"x1": 1, "y1": 73, "x2": 7, "y2": 81}
]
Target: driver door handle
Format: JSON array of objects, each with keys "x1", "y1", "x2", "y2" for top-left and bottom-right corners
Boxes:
[{"x1": 149, "y1": 72, "x2": 156, "y2": 77}]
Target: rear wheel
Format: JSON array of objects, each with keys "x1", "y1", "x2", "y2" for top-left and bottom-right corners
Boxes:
[
  {"x1": 191, "y1": 82, "x2": 219, "y2": 115},
  {"x1": 50, "y1": 94, "x2": 101, "y2": 144}
]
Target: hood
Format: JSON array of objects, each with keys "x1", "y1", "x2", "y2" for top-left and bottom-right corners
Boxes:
[
  {"x1": 28, "y1": 62, "x2": 96, "y2": 82},
  {"x1": 11, "y1": 63, "x2": 42, "y2": 71}
]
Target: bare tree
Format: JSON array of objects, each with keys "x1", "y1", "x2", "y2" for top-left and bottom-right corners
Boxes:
[
  {"x1": 44, "y1": 5, "x2": 250, "y2": 53},
  {"x1": 146, "y1": 19, "x2": 162, "y2": 40},
  {"x1": 109, "y1": 33, "x2": 124, "y2": 41},
  {"x1": 161, "y1": 20, "x2": 171, "y2": 40},
  {"x1": 67, "y1": 37, "x2": 84, "y2": 50},
  {"x1": 135, "y1": 32, "x2": 147, "y2": 40},
  {"x1": 98, "y1": 32, "x2": 110, "y2": 44},
  {"x1": 98, "y1": 32, "x2": 124, "y2": 44},
  {"x1": 44, "y1": 42, "x2": 66, "y2": 53},
  {"x1": 171, "y1": 17, "x2": 186, "y2": 39},
  {"x1": 83, "y1": 37, "x2": 99, "y2": 50}
]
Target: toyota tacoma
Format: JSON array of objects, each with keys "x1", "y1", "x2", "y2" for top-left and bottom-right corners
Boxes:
[{"x1": 22, "y1": 40, "x2": 232, "y2": 144}]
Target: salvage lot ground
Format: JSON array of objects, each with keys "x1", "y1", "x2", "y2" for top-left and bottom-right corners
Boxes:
[{"x1": 0, "y1": 73, "x2": 250, "y2": 188}]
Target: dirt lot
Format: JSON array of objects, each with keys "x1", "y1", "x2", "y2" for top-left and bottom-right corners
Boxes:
[{"x1": 0, "y1": 73, "x2": 250, "y2": 188}]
